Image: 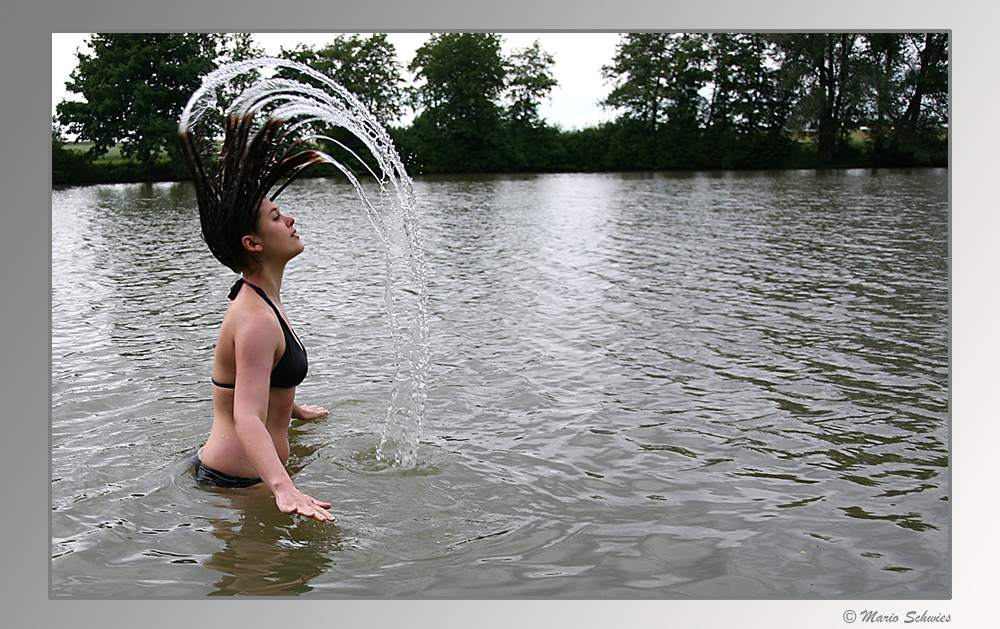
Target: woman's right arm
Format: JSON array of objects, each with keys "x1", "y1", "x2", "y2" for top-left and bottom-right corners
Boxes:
[{"x1": 232, "y1": 310, "x2": 334, "y2": 522}]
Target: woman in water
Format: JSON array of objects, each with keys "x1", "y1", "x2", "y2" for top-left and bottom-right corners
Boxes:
[{"x1": 179, "y1": 113, "x2": 335, "y2": 522}]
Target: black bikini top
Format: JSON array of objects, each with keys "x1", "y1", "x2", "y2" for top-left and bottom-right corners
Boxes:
[{"x1": 211, "y1": 279, "x2": 308, "y2": 390}]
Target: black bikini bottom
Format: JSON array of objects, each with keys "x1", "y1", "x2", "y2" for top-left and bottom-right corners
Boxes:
[{"x1": 191, "y1": 452, "x2": 263, "y2": 489}]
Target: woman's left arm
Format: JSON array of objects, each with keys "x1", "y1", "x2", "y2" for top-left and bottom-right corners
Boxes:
[{"x1": 292, "y1": 401, "x2": 329, "y2": 421}]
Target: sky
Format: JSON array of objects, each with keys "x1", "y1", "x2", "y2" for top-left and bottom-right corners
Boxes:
[{"x1": 51, "y1": 32, "x2": 624, "y2": 131}]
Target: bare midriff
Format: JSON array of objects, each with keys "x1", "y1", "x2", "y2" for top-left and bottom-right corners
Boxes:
[{"x1": 199, "y1": 385, "x2": 296, "y2": 479}]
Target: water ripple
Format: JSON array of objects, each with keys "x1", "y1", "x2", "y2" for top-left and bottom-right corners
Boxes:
[{"x1": 51, "y1": 170, "x2": 948, "y2": 596}]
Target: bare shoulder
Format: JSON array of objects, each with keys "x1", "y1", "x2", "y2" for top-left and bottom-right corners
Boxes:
[{"x1": 230, "y1": 297, "x2": 281, "y2": 343}]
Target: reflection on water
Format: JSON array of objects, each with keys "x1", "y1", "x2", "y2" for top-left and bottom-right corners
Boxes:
[
  {"x1": 201, "y1": 490, "x2": 345, "y2": 596},
  {"x1": 51, "y1": 170, "x2": 949, "y2": 597}
]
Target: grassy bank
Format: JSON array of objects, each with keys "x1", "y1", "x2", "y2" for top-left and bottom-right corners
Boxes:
[{"x1": 53, "y1": 142, "x2": 187, "y2": 185}]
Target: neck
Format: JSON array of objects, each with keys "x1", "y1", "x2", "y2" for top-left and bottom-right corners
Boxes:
[{"x1": 242, "y1": 263, "x2": 285, "y2": 302}]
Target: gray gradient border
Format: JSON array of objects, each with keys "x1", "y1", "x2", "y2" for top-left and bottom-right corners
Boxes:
[{"x1": 4, "y1": 0, "x2": 986, "y2": 626}]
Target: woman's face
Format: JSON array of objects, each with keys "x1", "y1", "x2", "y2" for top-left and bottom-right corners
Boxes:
[{"x1": 249, "y1": 198, "x2": 304, "y2": 262}]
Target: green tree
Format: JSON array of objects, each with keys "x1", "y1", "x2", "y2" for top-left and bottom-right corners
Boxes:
[
  {"x1": 898, "y1": 33, "x2": 948, "y2": 134},
  {"x1": 279, "y1": 34, "x2": 405, "y2": 124},
  {"x1": 601, "y1": 33, "x2": 672, "y2": 132},
  {"x1": 407, "y1": 33, "x2": 510, "y2": 172},
  {"x1": 222, "y1": 33, "x2": 265, "y2": 64},
  {"x1": 51, "y1": 115, "x2": 67, "y2": 145},
  {"x1": 276, "y1": 35, "x2": 407, "y2": 179},
  {"x1": 502, "y1": 40, "x2": 559, "y2": 170},
  {"x1": 216, "y1": 33, "x2": 267, "y2": 104},
  {"x1": 56, "y1": 33, "x2": 225, "y2": 169},
  {"x1": 52, "y1": 115, "x2": 91, "y2": 184},
  {"x1": 704, "y1": 34, "x2": 789, "y2": 134},
  {"x1": 771, "y1": 33, "x2": 871, "y2": 165},
  {"x1": 861, "y1": 32, "x2": 906, "y2": 157},
  {"x1": 861, "y1": 32, "x2": 947, "y2": 164},
  {"x1": 504, "y1": 40, "x2": 558, "y2": 130},
  {"x1": 601, "y1": 33, "x2": 711, "y2": 168},
  {"x1": 702, "y1": 33, "x2": 796, "y2": 168},
  {"x1": 602, "y1": 34, "x2": 710, "y2": 131}
]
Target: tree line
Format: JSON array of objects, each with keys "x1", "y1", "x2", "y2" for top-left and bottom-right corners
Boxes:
[{"x1": 53, "y1": 32, "x2": 948, "y2": 184}]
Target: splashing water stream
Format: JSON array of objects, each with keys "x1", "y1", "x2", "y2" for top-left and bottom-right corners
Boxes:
[{"x1": 179, "y1": 58, "x2": 428, "y2": 467}]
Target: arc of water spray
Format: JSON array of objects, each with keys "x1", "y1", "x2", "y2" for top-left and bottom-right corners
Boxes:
[{"x1": 180, "y1": 58, "x2": 429, "y2": 468}]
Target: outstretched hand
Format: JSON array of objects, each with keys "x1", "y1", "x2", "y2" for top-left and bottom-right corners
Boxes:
[
  {"x1": 294, "y1": 403, "x2": 329, "y2": 421},
  {"x1": 275, "y1": 487, "x2": 335, "y2": 522}
]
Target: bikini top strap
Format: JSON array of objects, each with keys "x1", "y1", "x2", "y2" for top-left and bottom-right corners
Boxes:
[
  {"x1": 227, "y1": 278, "x2": 246, "y2": 301},
  {"x1": 228, "y1": 278, "x2": 276, "y2": 312},
  {"x1": 227, "y1": 278, "x2": 302, "y2": 348}
]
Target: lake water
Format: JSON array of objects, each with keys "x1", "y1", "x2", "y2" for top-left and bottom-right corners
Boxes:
[{"x1": 50, "y1": 169, "x2": 949, "y2": 597}]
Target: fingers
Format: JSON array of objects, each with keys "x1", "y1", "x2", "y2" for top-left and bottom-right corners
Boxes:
[
  {"x1": 278, "y1": 494, "x2": 335, "y2": 522},
  {"x1": 285, "y1": 503, "x2": 334, "y2": 522},
  {"x1": 295, "y1": 498, "x2": 336, "y2": 522},
  {"x1": 307, "y1": 494, "x2": 333, "y2": 511},
  {"x1": 297, "y1": 404, "x2": 329, "y2": 420},
  {"x1": 299, "y1": 506, "x2": 335, "y2": 522}
]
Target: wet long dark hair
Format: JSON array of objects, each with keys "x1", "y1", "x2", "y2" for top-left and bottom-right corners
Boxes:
[{"x1": 178, "y1": 113, "x2": 324, "y2": 273}]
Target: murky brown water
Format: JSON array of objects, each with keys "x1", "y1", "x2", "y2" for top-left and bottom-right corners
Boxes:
[{"x1": 51, "y1": 168, "x2": 949, "y2": 597}]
